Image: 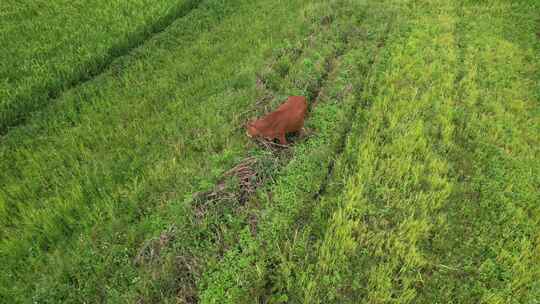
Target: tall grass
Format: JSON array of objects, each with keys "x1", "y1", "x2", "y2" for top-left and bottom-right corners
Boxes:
[
  {"x1": 0, "y1": 0, "x2": 316, "y2": 301},
  {"x1": 197, "y1": 1, "x2": 398, "y2": 302},
  {"x1": 0, "y1": 0, "x2": 197, "y2": 132},
  {"x1": 297, "y1": 1, "x2": 459, "y2": 302},
  {"x1": 200, "y1": 0, "x2": 540, "y2": 302},
  {"x1": 417, "y1": 1, "x2": 540, "y2": 302},
  {"x1": 1, "y1": 0, "x2": 538, "y2": 302},
  {"x1": 293, "y1": 0, "x2": 540, "y2": 302}
]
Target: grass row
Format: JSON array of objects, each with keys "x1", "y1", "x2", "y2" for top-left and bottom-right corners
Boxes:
[
  {"x1": 303, "y1": 1, "x2": 459, "y2": 301},
  {"x1": 128, "y1": 2, "x2": 350, "y2": 302},
  {"x1": 0, "y1": 0, "x2": 318, "y2": 302},
  {"x1": 129, "y1": 1, "x2": 368, "y2": 302},
  {"x1": 196, "y1": 1, "x2": 399, "y2": 302},
  {"x1": 0, "y1": 0, "x2": 197, "y2": 133}
]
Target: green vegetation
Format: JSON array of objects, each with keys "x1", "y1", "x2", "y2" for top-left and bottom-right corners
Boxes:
[
  {"x1": 0, "y1": 0, "x2": 315, "y2": 301},
  {"x1": 0, "y1": 0, "x2": 197, "y2": 132},
  {"x1": 1, "y1": 0, "x2": 538, "y2": 303}
]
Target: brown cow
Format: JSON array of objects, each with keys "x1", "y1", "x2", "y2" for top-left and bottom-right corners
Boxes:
[{"x1": 246, "y1": 96, "x2": 308, "y2": 145}]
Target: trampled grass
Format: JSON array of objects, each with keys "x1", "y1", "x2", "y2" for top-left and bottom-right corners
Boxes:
[{"x1": 1, "y1": 0, "x2": 538, "y2": 302}]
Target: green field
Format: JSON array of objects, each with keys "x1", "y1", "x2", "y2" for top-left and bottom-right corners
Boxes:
[
  {"x1": 1, "y1": 0, "x2": 539, "y2": 303},
  {"x1": 0, "y1": 0, "x2": 197, "y2": 132}
]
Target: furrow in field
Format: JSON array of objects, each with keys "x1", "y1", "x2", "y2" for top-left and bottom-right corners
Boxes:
[
  {"x1": 296, "y1": 0, "x2": 540, "y2": 302},
  {"x1": 0, "y1": 0, "x2": 200, "y2": 134},
  {"x1": 300, "y1": 1, "x2": 460, "y2": 302},
  {"x1": 313, "y1": 1, "x2": 396, "y2": 204}
]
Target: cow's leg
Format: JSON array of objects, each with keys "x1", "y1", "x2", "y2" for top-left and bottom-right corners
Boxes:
[{"x1": 278, "y1": 133, "x2": 288, "y2": 145}]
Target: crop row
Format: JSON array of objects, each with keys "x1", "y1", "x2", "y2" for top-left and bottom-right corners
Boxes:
[
  {"x1": 196, "y1": 1, "x2": 399, "y2": 302},
  {"x1": 307, "y1": 1, "x2": 459, "y2": 301}
]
